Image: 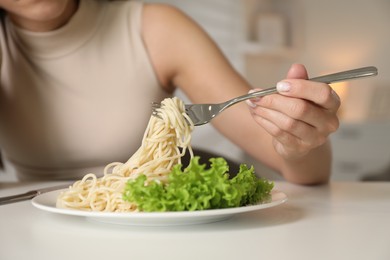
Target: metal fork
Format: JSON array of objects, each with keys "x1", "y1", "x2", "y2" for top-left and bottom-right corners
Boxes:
[{"x1": 153, "y1": 66, "x2": 378, "y2": 126}]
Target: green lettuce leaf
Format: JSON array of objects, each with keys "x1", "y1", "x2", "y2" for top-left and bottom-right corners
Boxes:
[{"x1": 123, "y1": 157, "x2": 274, "y2": 212}]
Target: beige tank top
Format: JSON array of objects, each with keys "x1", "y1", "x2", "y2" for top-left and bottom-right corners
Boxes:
[{"x1": 0, "y1": 0, "x2": 170, "y2": 180}]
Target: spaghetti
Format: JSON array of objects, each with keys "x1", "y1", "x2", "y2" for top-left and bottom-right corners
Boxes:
[{"x1": 56, "y1": 97, "x2": 194, "y2": 212}]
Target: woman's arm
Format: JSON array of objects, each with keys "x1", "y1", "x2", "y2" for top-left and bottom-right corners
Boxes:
[{"x1": 141, "y1": 4, "x2": 340, "y2": 185}]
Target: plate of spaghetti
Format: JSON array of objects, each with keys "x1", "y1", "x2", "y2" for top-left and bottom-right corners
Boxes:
[{"x1": 31, "y1": 97, "x2": 287, "y2": 226}]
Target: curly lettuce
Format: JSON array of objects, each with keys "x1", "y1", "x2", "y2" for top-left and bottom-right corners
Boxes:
[{"x1": 123, "y1": 157, "x2": 274, "y2": 212}]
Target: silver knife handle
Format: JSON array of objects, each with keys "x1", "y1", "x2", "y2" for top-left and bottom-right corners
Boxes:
[{"x1": 0, "y1": 191, "x2": 38, "y2": 205}]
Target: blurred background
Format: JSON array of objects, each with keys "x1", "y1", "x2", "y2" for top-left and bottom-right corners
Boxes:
[
  {"x1": 1, "y1": 0, "x2": 388, "y2": 182},
  {"x1": 146, "y1": 0, "x2": 390, "y2": 181}
]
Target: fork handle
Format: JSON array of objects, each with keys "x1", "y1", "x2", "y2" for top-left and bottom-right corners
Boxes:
[
  {"x1": 230, "y1": 66, "x2": 378, "y2": 105},
  {"x1": 309, "y1": 66, "x2": 378, "y2": 84}
]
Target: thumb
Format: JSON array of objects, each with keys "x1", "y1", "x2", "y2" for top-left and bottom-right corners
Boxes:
[{"x1": 286, "y1": 63, "x2": 309, "y2": 79}]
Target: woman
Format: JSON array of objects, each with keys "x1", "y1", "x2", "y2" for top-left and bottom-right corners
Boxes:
[{"x1": 0, "y1": 0, "x2": 340, "y2": 184}]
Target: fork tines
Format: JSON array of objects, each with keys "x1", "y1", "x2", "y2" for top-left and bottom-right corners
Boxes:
[
  {"x1": 151, "y1": 102, "x2": 161, "y2": 108},
  {"x1": 151, "y1": 102, "x2": 162, "y2": 119}
]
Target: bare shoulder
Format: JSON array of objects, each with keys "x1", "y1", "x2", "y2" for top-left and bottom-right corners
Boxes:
[
  {"x1": 141, "y1": 3, "x2": 228, "y2": 92},
  {"x1": 141, "y1": 3, "x2": 210, "y2": 53},
  {"x1": 142, "y1": 3, "x2": 193, "y2": 29},
  {"x1": 141, "y1": 3, "x2": 200, "y2": 47}
]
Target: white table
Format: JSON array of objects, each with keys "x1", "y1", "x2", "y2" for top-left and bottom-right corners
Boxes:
[{"x1": 1, "y1": 181, "x2": 389, "y2": 260}]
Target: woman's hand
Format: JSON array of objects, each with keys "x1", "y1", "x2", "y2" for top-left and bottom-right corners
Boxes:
[{"x1": 247, "y1": 64, "x2": 341, "y2": 160}]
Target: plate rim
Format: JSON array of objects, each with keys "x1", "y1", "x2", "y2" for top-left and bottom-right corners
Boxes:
[{"x1": 32, "y1": 189, "x2": 287, "y2": 217}]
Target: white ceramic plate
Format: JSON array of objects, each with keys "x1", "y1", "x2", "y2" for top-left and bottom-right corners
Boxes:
[{"x1": 32, "y1": 189, "x2": 287, "y2": 226}]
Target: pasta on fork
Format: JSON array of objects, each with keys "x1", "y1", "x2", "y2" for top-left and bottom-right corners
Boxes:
[{"x1": 56, "y1": 97, "x2": 194, "y2": 212}]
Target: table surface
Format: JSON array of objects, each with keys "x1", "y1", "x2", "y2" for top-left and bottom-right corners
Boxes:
[{"x1": 1, "y1": 181, "x2": 389, "y2": 260}]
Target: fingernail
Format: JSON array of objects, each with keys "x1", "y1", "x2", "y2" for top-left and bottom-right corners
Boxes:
[
  {"x1": 276, "y1": 81, "x2": 291, "y2": 92},
  {"x1": 247, "y1": 89, "x2": 260, "y2": 107},
  {"x1": 245, "y1": 99, "x2": 257, "y2": 108},
  {"x1": 332, "y1": 89, "x2": 340, "y2": 101},
  {"x1": 248, "y1": 89, "x2": 261, "y2": 101}
]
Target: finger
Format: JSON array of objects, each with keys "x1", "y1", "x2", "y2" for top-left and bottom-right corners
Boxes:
[
  {"x1": 280, "y1": 64, "x2": 341, "y2": 112},
  {"x1": 250, "y1": 111, "x2": 315, "y2": 157},
  {"x1": 254, "y1": 94, "x2": 339, "y2": 134},
  {"x1": 245, "y1": 89, "x2": 262, "y2": 107},
  {"x1": 276, "y1": 79, "x2": 341, "y2": 113},
  {"x1": 251, "y1": 104, "x2": 325, "y2": 146},
  {"x1": 286, "y1": 63, "x2": 309, "y2": 80}
]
